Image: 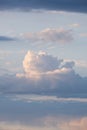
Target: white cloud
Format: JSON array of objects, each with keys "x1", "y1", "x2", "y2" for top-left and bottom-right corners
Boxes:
[
  {"x1": 17, "y1": 51, "x2": 75, "y2": 80},
  {"x1": 46, "y1": 10, "x2": 67, "y2": 14},
  {"x1": 22, "y1": 28, "x2": 73, "y2": 43},
  {"x1": 22, "y1": 51, "x2": 63, "y2": 77},
  {"x1": 11, "y1": 94, "x2": 87, "y2": 103},
  {"x1": 0, "y1": 50, "x2": 87, "y2": 99}
]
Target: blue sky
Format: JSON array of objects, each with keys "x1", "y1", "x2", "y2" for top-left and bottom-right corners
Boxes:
[{"x1": 0, "y1": 0, "x2": 87, "y2": 130}]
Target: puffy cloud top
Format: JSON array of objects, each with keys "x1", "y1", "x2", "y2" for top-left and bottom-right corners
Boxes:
[
  {"x1": 0, "y1": 50, "x2": 87, "y2": 99},
  {"x1": 23, "y1": 51, "x2": 62, "y2": 74}
]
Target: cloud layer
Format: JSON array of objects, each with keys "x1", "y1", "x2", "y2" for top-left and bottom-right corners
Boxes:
[
  {"x1": 0, "y1": 117, "x2": 87, "y2": 130},
  {"x1": 22, "y1": 28, "x2": 73, "y2": 43},
  {"x1": 0, "y1": 0, "x2": 87, "y2": 13},
  {"x1": 0, "y1": 50, "x2": 87, "y2": 99}
]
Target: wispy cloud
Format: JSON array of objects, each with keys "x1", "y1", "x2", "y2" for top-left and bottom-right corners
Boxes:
[
  {"x1": 11, "y1": 94, "x2": 87, "y2": 103},
  {"x1": 22, "y1": 28, "x2": 73, "y2": 44}
]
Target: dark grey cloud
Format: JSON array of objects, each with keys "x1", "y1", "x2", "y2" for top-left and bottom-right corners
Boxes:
[
  {"x1": 0, "y1": 72, "x2": 87, "y2": 98},
  {"x1": 0, "y1": 36, "x2": 15, "y2": 41},
  {"x1": 0, "y1": 0, "x2": 87, "y2": 13}
]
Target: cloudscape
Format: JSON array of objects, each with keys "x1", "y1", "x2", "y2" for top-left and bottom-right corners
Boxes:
[
  {"x1": 0, "y1": 0, "x2": 87, "y2": 130},
  {"x1": 1, "y1": 50, "x2": 87, "y2": 99},
  {"x1": 0, "y1": 0, "x2": 87, "y2": 13}
]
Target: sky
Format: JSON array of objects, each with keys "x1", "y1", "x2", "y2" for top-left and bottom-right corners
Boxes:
[{"x1": 0, "y1": 0, "x2": 87, "y2": 130}]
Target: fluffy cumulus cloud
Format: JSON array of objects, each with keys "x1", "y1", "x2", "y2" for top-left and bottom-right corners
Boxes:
[
  {"x1": 23, "y1": 51, "x2": 63, "y2": 75},
  {"x1": 22, "y1": 28, "x2": 73, "y2": 43},
  {"x1": 17, "y1": 50, "x2": 76, "y2": 80},
  {"x1": 0, "y1": 0, "x2": 87, "y2": 13},
  {"x1": 0, "y1": 50, "x2": 87, "y2": 99}
]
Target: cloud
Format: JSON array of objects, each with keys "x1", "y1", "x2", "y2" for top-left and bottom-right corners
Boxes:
[
  {"x1": 0, "y1": 117, "x2": 87, "y2": 130},
  {"x1": 17, "y1": 50, "x2": 75, "y2": 79},
  {"x1": 1, "y1": 94, "x2": 87, "y2": 121},
  {"x1": 22, "y1": 28, "x2": 73, "y2": 43},
  {"x1": 0, "y1": 0, "x2": 87, "y2": 13},
  {"x1": 0, "y1": 122, "x2": 47, "y2": 130},
  {"x1": 12, "y1": 94, "x2": 87, "y2": 103},
  {"x1": 23, "y1": 51, "x2": 62, "y2": 74},
  {"x1": 0, "y1": 50, "x2": 87, "y2": 99},
  {"x1": 59, "y1": 117, "x2": 87, "y2": 130},
  {"x1": 0, "y1": 36, "x2": 15, "y2": 41},
  {"x1": 41, "y1": 116, "x2": 87, "y2": 130}
]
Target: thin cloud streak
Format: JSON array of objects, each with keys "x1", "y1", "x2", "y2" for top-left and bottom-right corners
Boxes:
[
  {"x1": 0, "y1": 36, "x2": 16, "y2": 41},
  {"x1": 10, "y1": 94, "x2": 87, "y2": 103}
]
